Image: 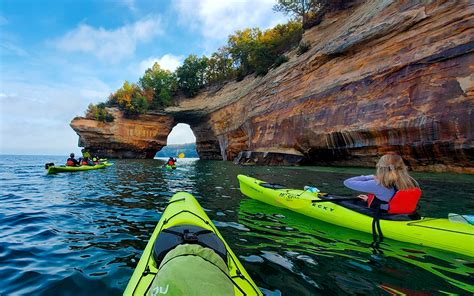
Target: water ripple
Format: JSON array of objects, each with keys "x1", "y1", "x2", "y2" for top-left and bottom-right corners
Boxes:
[{"x1": 0, "y1": 156, "x2": 473, "y2": 295}]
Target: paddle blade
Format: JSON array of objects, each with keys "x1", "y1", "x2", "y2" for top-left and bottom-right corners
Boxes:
[
  {"x1": 178, "y1": 152, "x2": 185, "y2": 158},
  {"x1": 448, "y1": 213, "x2": 474, "y2": 225}
]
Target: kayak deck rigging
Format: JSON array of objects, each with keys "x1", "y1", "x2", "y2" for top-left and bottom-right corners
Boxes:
[{"x1": 124, "y1": 192, "x2": 262, "y2": 295}]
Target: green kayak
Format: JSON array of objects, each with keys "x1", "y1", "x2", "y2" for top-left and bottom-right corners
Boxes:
[
  {"x1": 46, "y1": 163, "x2": 107, "y2": 174},
  {"x1": 238, "y1": 198, "x2": 474, "y2": 293},
  {"x1": 164, "y1": 164, "x2": 176, "y2": 170},
  {"x1": 238, "y1": 174, "x2": 474, "y2": 257},
  {"x1": 124, "y1": 192, "x2": 262, "y2": 295}
]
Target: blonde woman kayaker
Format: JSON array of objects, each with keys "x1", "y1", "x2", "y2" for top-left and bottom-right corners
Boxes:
[{"x1": 343, "y1": 153, "x2": 421, "y2": 214}]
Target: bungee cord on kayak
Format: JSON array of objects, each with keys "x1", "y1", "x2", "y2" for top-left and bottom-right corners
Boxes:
[{"x1": 125, "y1": 193, "x2": 262, "y2": 296}]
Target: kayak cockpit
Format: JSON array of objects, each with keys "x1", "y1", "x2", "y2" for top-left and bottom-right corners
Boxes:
[
  {"x1": 260, "y1": 181, "x2": 421, "y2": 221},
  {"x1": 321, "y1": 196, "x2": 422, "y2": 221},
  {"x1": 152, "y1": 225, "x2": 228, "y2": 266}
]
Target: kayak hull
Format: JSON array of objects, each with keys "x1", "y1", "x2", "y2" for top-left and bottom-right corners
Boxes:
[
  {"x1": 47, "y1": 164, "x2": 106, "y2": 174},
  {"x1": 123, "y1": 192, "x2": 262, "y2": 295},
  {"x1": 237, "y1": 175, "x2": 474, "y2": 257}
]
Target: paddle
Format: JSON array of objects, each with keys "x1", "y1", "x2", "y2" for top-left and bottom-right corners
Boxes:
[
  {"x1": 273, "y1": 189, "x2": 360, "y2": 209},
  {"x1": 311, "y1": 197, "x2": 361, "y2": 203},
  {"x1": 258, "y1": 182, "x2": 361, "y2": 209}
]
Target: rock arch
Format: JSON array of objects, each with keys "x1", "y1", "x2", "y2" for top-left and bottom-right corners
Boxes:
[{"x1": 70, "y1": 1, "x2": 474, "y2": 173}]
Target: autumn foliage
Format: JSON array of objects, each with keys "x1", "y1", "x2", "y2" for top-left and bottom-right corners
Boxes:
[{"x1": 88, "y1": 20, "x2": 303, "y2": 118}]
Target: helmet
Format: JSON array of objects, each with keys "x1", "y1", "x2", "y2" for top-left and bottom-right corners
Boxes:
[{"x1": 70, "y1": 153, "x2": 75, "y2": 158}]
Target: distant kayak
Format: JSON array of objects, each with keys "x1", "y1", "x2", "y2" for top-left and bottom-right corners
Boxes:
[
  {"x1": 164, "y1": 164, "x2": 176, "y2": 170},
  {"x1": 124, "y1": 192, "x2": 262, "y2": 296},
  {"x1": 238, "y1": 174, "x2": 474, "y2": 257},
  {"x1": 45, "y1": 163, "x2": 107, "y2": 174}
]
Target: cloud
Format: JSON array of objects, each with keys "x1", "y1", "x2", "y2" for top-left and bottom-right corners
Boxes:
[
  {"x1": 173, "y1": 0, "x2": 289, "y2": 51},
  {"x1": 54, "y1": 16, "x2": 164, "y2": 63},
  {"x1": 0, "y1": 79, "x2": 112, "y2": 155},
  {"x1": 138, "y1": 54, "x2": 184, "y2": 74},
  {"x1": 118, "y1": 0, "x2": 138, "y2": 13},
  {"x1": 1, "y1": 42, "x2": 28, "y2": 57}
]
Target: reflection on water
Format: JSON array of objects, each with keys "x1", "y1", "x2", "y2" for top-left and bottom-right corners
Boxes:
[
  {"x1": 238, "y1": 199, "x2": 474, "y2": 294},
  {"x1": 0, "y1": 155, "x2": 472, "y2": 295}
]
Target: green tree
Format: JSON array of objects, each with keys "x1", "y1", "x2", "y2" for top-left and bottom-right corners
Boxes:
[
  {"x1": 124, "y1": 94, "x2": 149, "y2": 117},
  {"x1": 139, "y1": 62, "x2": 177, "y2": 109},
  {"x1": 92, "y1": 16, "x2": 305, "y2": 107},
  {"x1": 106, "y1": 81, "x2": 150, "y2": 117},
  {"x1": 86, "y1": 103, "x2": 114, "y2": 122},
  {"x1": 176, "y1": 55, "x2": 209, "y2": 97},
  {"x1": 227, "y1": 28, "x2": 261, "y2": 76},
  {"x1": 207, "y1": 47, "x2": 235, "y2": 84},
  {"x1": 273, "y1": 0, "x2": 323, "y2": 28},
  {"x1": 227, "y1": 22, "x2": 302, "y2": 77}
]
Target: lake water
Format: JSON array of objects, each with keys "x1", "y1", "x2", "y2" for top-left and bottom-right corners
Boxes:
[{"x1": 0, "y1": 155, "x2": 473, "y2": 295}]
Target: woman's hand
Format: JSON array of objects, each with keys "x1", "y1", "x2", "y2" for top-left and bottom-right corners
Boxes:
[{"x1": 357, "y1": 194, "x2": 369, "y2": 202}]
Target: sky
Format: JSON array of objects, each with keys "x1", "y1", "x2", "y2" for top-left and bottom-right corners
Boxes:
[{"x1": 0, "y1": 0, "x2": 288, "y2": 155}]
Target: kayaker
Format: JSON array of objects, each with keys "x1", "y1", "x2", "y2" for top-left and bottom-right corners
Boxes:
[
  {"x1": 81, "y1": 157, "x2": 94, "y2": 166},
  {"x1": 66, "y1": 153, "x2": 80, "y2": 166},
  {"x1": 343, "y1": 153, "x2": 420, "y2": 213},
  {"x1": 167, "y1": 157, "x2": 176, "y2": 166},
  {"x1": 81, "y1": 148, "x2": 91, "y2": 159}
]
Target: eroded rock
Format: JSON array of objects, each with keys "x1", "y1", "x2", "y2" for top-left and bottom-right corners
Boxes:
[
  {"x1": 70, "y1": 108, "x2": 175, "y2": 159},
  {"x1": 70, "y1": 1, "x2": 474, "y2": 173}
]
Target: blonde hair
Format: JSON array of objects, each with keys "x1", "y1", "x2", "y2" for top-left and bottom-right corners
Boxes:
[{"x1": 375, "y1": 153, "x2": 419, "y2": 190}]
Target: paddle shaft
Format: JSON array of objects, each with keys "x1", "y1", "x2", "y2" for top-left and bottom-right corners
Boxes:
[{"x1": 311, "y1": 197, "x2": 360, "y2": 203}]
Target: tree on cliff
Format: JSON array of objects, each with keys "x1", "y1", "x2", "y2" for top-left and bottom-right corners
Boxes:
[
  {"x1": 206, "y1": 47, "x2": 234, "y2": 84},
  {"x1": 227, "y1": 22, "x2": 301, "y2": 77},
  {"x1": 139, "y1": 62, "x2": 176, "y2": 108},
  {"x1": 227, "y1": 28, "x2": 261, "y2": 78},
  {"x1": 176, "y1": 55, "x2": 208, "y2": 97},
  {"x1": 92, "y1": 13, "x2": 304, "y2": 114},
  {"x1": 273, "y1": 0, "x2": 324, "y2": 28},
  {"x1": 86, "y1": 103, "x2": 114, "y2": 122},
  {"x1": 107, "y1": 81, "x2": 149, "y2": 118}
]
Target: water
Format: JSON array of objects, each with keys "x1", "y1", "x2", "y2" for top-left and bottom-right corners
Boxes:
[{"x1": 0, "y1": 155, "x2": 473, "y2": 295}]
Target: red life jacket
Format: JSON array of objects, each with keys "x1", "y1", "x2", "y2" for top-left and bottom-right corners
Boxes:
[
  {"x1": 66, "y1": 160, "x2": 75, "y2": 166},
  {"x1": 82, "y1": 161, "x2": 89, "y2": 165},
  {"x1": 367, "y1": 188, "x2": 421, "y2": 214}
]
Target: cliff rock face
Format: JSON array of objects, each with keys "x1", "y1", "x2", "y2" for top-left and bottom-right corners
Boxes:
[
  {"x1": 70, "y1": 108, "x2": 174, "y2": 158},
  {"x1": 71, "y1": 0, "x2": 474, "y2": 173}
]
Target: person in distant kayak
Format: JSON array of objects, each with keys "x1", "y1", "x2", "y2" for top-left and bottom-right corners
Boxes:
[
  {"x1": 81, "y1": 157, "x2": 94, "y2": 166},
  {"x1": 167, "y1": 157, "x2": 176, "y2": 166},
  {"x1": 82, "y1": 149, "x2": 91, "y2": 159},
  {"x1": 343, "y1": 153, "x2": 421, "y2": 214},
  {"x1": 66, "y1": 153, "x2": 80, "y2": 166}
]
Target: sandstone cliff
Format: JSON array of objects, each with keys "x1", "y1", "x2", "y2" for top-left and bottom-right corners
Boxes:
[
  {"x1": 71, "y1": 108, "x2": 174, "y2": 158},
  {"x1": 71, "y1": 0, "x2": 474, "y2": 173}
]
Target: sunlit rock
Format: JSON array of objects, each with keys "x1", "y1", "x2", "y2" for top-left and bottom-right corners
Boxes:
[{"x1": 70, "y1": 1, "x2": 473, "y2": 173}]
